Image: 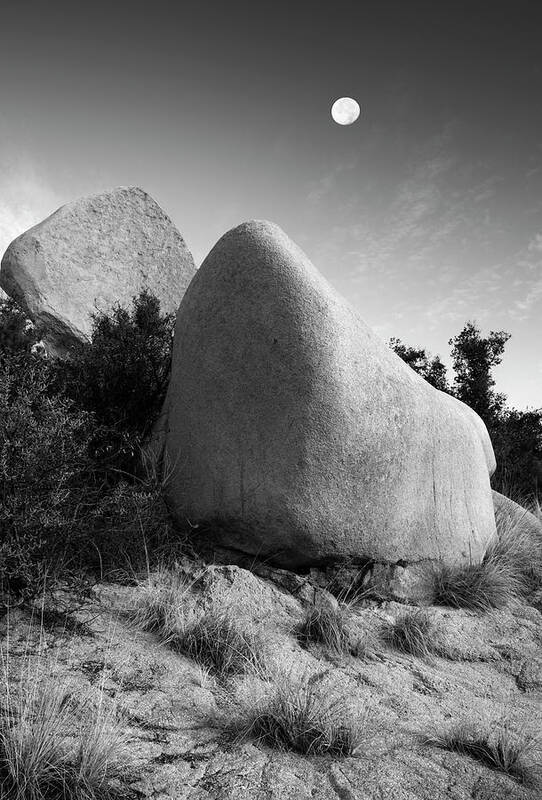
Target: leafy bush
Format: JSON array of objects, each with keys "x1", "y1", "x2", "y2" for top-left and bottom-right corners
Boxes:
[
  {"x1": 60, "y1": 289, "x2": 174, "y2": 440},
  {"x1": 0, "y1": 351, "x2": 96, "y2": 600},
  {"x1": 491, "y1": 410, "x2": 542, "y2": 498},
  {"x1": 388, "y1": 337, "x2": 449, "y2": 391},
  {"x1": 0, "y1": 298, "x2": 39, "y2": 354},
  {"x1": 0, "y1": 293, "x2": 177, "y2": 602},
  {"x1": 448, "y1": 322, "x2": 510, "y2": 428},
  {"x1": 391, "y1": 323, "x2": 542, "y2": 500}
]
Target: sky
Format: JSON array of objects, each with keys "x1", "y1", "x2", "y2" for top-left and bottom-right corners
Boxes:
[{"x1": 0, "y1": 0, "x2": 541, "y2": 408}]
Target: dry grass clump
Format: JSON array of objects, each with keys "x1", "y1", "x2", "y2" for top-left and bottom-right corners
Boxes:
[
  {"x1": 431, "y1": 494, "x2": 542, "y2": 612},
  {"x1": 324, "y1": 562, "x2": 373, "y2": 605},
  {"x1": 131, "y1": 568, "x2": 265, "y2": 680},
  {"x1": 431, "y1": 558, "x2": 520, "y2": 612},
  {"x1": 382, "y1": 609, "x2": 439, "y2": 658},
  {"x1": 425, "y1": 721, "x2": 541, "y2": 787},
  {"x1": 130, "y1": 565, "x2": 194, "y2": 636},
  {"x1": 487, "y1": 499, "x2": 542, "y2": 595},
  {"x1": 231, "y1": 671, "x2": 366, "y2": 756},
  {"x1": 71, "y1": 698, "x2": 126, "y2": 799},
  {"x1": 0, "y1": 672, "x2": 125, "y2": 800},
  {"x1": 0, "y1": 680, "x2": 73, "y2": 800},
  {"x1": 171, "y1": 610, "x2": 265, "y2": 680},
  {"x1": 296, "y1": 603, "x2": 352, "y2": 656}
]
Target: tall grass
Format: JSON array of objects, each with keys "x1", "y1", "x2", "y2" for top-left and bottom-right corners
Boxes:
[
  {"x1": 432, "y1": 493, "x2": 542, "y2": 611},
  {"x1": 425, "y1": 721, "x2": 541, "y2": 788},
  {"x1": 130, "y1": 565, "x2": 195, "y2": 636},
  {"x1": 0, "y1": 632, "x2": 126, "y2": 800},
  {"x1": 231, "y1": 670, "x2": 366, "y2": 756},
  {"x1": 174, "y1": 611, "x2": 265, "y2": 679},
  {"x1": 382, "y1": 609, "x2": 439, "y2": 658},
  {"x1": 486, "y1": 496, "x2": 542, "y2": 594},
  {"x1": 432, "y1": 559, "x2": 520, "y2": 612},
  {"x1": 71, "y1": 696, "x2": 126, "y2": 799},
  {"x1": 131, "y1": 568, "x2": 266, "y2": 680},
  {"x1": 0, "y1": 679, "x2": 74, "y2": 799},
  {"x1": 296, "y1": 603, "x2": 352, "y2": 656}
]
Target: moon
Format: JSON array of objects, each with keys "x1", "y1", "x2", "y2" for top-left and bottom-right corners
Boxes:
[{"x1": 331, "y1": 97, "x2": 360, "y2": 126}]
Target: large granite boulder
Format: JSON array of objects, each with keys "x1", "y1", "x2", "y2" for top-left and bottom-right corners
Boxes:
[
  {"x1": 157, "y1": 220, "x2": 496, "y2": 570},
  {"x1": 442, "y1": 392, "x2": 497, "y2": 476},
  {"x1": 0, "y1": 186, "x2": 196, "y2": 355}
]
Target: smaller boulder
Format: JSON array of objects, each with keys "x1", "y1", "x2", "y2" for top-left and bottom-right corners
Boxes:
[{"x1": 0, "y1": 186, "x2": 196, "y2": 355}]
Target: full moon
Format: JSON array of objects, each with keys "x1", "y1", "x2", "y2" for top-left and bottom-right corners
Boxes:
[{"x1": 331, "y1": 97, "x2": 360, "y2": 125}]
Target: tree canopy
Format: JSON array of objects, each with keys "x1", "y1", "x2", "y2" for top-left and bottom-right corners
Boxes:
[{"x1": 390, "y1": 322, "x2": 541, "y2": 498}]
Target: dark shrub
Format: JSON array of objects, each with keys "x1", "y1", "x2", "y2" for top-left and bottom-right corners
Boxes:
[
  {"x1": 0, "y1": 297, "x2": 39, "y2": 354},
  {"x1": 491, "y1": 409, "x2": 542, "y2": 499},
  {"x1": 60, "y1": 289, "x2": 175, "y2": 440},
  {"x1": 0, "y1": 351, "x2": 96, "y2": 600},
  {"x1": 0, "y1": 292, "x2": 176, "y2": 602}
]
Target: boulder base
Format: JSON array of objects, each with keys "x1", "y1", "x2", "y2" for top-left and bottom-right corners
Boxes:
[{"x1": 158, "y1": 220, "x2": 496, "y2": 571}]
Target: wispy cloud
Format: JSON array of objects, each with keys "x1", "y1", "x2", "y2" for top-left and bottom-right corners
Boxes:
[
  {"x1": 0, "y1": 154, "x2": 61, "y2": 268},
  {"x1": 306, "y1": 157, "x2": 359, "y2": 205},
  {"x1": 511, "y1": 280, "x2": 542, "y2": 321},
  {"x1": 301, "y1": 121, "x2": 542, "y2": 407},
  {"x1": 527, "y1": 232, "x2": 542, "y2": 253},
  {"x1": 308, "y1": 121, "x2": 542, "y2": 334}
]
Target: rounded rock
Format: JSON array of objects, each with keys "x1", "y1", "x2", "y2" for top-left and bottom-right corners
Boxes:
[
  {"x1": 159, "y1": 220, "x2": 496, "y2": 569},
  {"x1": 0, "y1": 186, "x2": 196, "y2": 355}
]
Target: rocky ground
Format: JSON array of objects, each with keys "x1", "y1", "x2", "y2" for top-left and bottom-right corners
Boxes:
[{"x1": 1, "y1": 561, "x2": 541, "y2": 800}]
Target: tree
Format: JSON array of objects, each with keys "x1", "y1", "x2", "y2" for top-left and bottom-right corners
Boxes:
[
  {"x1": 57, "y1": 289, "x2": 175, "y2": 477},
  {"x1": 390, "y1": 323, "x2": 541, "y2": 498},
  {"x1": 448, "y1": 322, "x2": 510, "y2": 429},
  {"x1": 61, "y1": 289, "x2": 175, "y2": 436},
  {"x1": 491, "y1": 408, "x2": 542, "y2": 498},
  {"x1": 389, "y1": 337, "x2": 449, "y2": 392}
]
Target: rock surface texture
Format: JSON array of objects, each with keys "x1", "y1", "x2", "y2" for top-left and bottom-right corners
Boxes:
[
  {"x1": 4, "y1": 567, "x2": 540, "y2": 800},
  {"x1": 442, "y1": 392, "x2": 497, "y2": 476},
  {"x1": 0, "y1": 186, "x2": 196, "y2": 354},
  {"x1": 158, "y1": 220, "x2": 496, "y2": 571}
]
